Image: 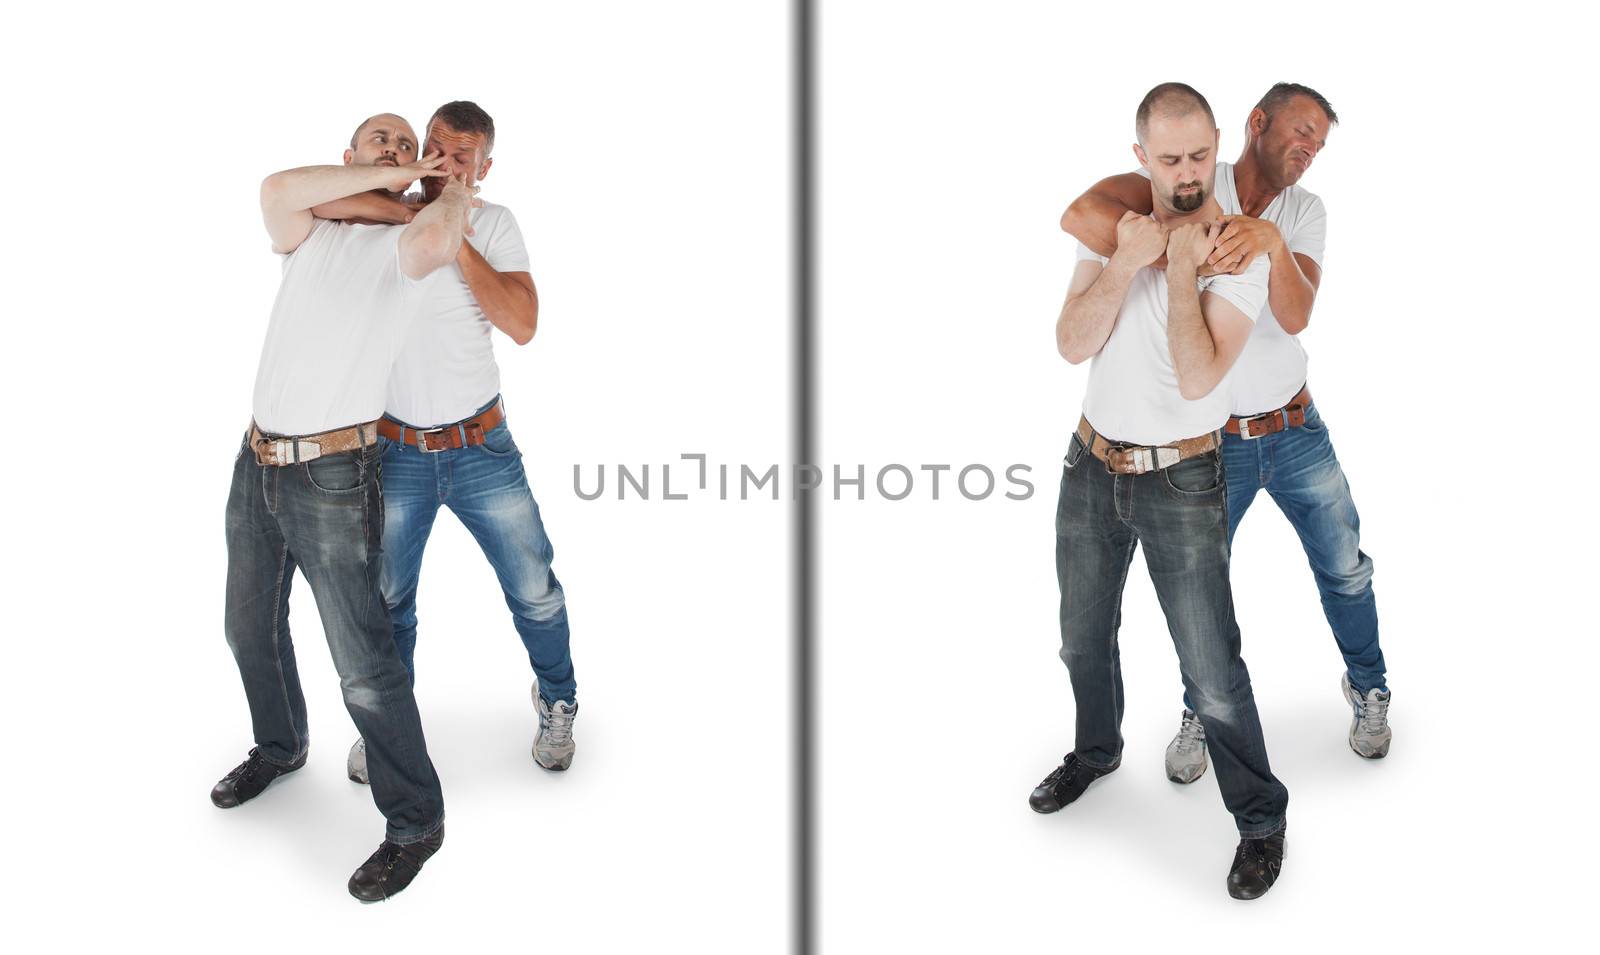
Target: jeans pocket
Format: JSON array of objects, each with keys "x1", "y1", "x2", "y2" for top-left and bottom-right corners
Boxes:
[
  {"x1": 1301, "y1": 405, "x2": 1327, "y2": 433},
  {"x1": 1162, "y1": 452, "x2": 1222, "y2": 495},
  {"x1": 1063, "y1": 434, "x2": 1087, "y2": 470},
  {"x1": 304, "y1": 451, "x2": 367, "y2": 494},
  {"x1": 479, "y1": 425, "x2": 520, "y2": 458}
]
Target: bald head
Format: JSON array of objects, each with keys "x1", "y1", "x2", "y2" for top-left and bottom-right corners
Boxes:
[
  {"x1": 1135, "y1": 83, "x2": 1215, "y2": 146},
  {"x1": 350, "y1": 113, "x2": 410, "y2": 148}
]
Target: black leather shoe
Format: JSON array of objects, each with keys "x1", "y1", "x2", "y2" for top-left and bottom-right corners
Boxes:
[
  {"x1": 1029, "y1": 753, "x2": 1116, "y2": 813},
  {"x1": 210, "y1": 747, "x2": 306, "y2": 808},
  {"x1": 1227, "y1": 828, "x2": 1286, "y2": 900},
  {"x1": 348, "y1": 826, "x2": 445, "y2": 902}
]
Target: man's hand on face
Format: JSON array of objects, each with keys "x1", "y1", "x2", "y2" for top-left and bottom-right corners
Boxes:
[
  {"x1": 1207, "y1": 214, "x2": 1283, "y2": 275},
  {"x1": 439, "y1": 174, "x2": 483, "y2": 237},
  {"x1": 1111, "y1": 210, "x2": 1168, "y2": 270},
  {"x1": 1166, "y1": 219, "x2": 1217, "y2": 274},
  {"x1": 378, "y1": 153, "x2": 450, "y2": 193}
]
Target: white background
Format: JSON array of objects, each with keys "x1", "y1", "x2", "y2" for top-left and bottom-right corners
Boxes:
[
  {"x1": 820, "y1": 2, "x2": 1595, "y2": 952},
  {"x1": 3, "y1": 2, "x2": 791, "y2": 951}
]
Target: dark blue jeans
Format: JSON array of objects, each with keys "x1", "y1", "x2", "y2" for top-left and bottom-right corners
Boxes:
[
  {"x1": 1221, "y1": 401, "x2": 1387, "y2": 695},
  {"x1": 1055, "y1": 432, "x2": 1288, "y2": 838},
  {"x1": 378, "y1": 402, "x2": 576, "y2": 705},
  {"x1": 223, "y1": 436, "x2": 445, "y2": 844}
]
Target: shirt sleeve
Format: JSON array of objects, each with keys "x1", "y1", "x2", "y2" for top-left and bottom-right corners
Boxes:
[
  {"x1": 1287, "y1": 193, "x2": 1326, "y2": 266},
  {"x1": 477, "y1": 205, "x2": 532, "y2": 274},
  {"x1": 1075, "y1": 241, "x2": 1107, "y2": 265},
  {"x1": 1200, "y1": 255, "x2": 1270, "y2": 323}
]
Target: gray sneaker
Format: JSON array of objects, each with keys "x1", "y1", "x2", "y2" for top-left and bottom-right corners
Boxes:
[
  {"x1": 1341, "y1": 673, "x2": 1392, "y2": 758},
  {"x1": 1164, "y1": 709, "x2": 1208, "y2": 783},
  {"x1": 347, "y1": 737, "x2": 369, "y2": 785},
  {"x1": 534, "y1": 691, "x2": 577, "y2": 771}
]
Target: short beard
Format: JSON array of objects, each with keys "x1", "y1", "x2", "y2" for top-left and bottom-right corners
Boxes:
[{"x1": 1171, "y1": 182, "x2": 1206, "y2": 213}]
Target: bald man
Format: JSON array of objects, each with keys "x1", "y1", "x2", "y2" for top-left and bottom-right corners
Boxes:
[
  {"x1": 1031, "y1": 83, "x2": 1289, "y2": 900},
  {"x1": 212, "y1": 111, "x2": 474, "y2": 902}
]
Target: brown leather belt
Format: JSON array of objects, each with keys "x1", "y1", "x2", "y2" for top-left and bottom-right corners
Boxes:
[
  {"x1": 249, "y1": 419, "x2": 381, "y2": 467},
  {"x1": 377, "y1": 399, "x2": 506, "y2": 453},
  {"x1": 1226, "y1": 384, "x2": 1312, "y2": 440},
  {"x1": 1075, "y1": 417, "x2": 1220, "y2": 475}
]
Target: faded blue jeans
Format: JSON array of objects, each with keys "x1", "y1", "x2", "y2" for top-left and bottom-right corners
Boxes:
[
  {"x1": 223, "y1": 435, "x2": 445, "y2": 845},
  {"x1": 379, "y1": 399, "x2": 576, "y2": 705},
  {"x1": 1055, "y1": 431, "x2": 1288, "y2": 838},
  {"x1": 1211, "y1": 399, "x2": 1387, "y2": 696}
]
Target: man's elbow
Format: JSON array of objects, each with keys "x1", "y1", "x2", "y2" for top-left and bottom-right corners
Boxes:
[
  {"x1": 508, "y1": 324, "x2": 534, "y2": 346},
  {"x1": 1060, "y1": 200, "x2": 1089, "y2": 238},
  {"x1": 1177, "y1": 375, "x2": 1220, "y2": 401}
]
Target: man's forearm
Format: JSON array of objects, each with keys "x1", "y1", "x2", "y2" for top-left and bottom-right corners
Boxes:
[
  {"x1": 1061, "y1": 193, "x2": 1132, "y2": 258},
  {"x1": 312, "y1": 189, "x2": 414, "y2": 225},
  {"x1": 1166, "y1": 268, "x2": 1223, "y2": 399},
  {"x1": 459, "y1": 243, "x2": 538, "y2": 345},
  {"x1": 1267, "y1": 251, "x2": 1316, "y2": 334},
  {"x1": 398, "y1": 185, "x2": 470, "y2": 279},
  {"x1": 260, "y1": 165, "x2": 396, "y2": 216},
  {"x1": 1058, "y1": 259, "x2": 1138, "y2": 363}
]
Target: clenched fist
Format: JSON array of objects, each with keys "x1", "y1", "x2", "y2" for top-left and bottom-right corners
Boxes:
[
  {"x1": 1111, "y1": 211, "x2": 1168, "y2": 269},
  {"x1": 1166, "y1": 219, "x2": 1217, "y2": 273}
]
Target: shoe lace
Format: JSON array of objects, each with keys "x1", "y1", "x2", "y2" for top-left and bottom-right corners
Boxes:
[
  {"x1": 1172, "y1": 713, "x2": 1206, "y2": 754},
  {"x1": 1357, "y1": 692, "x2": 1391, "y2": 735},
  {"x1": 541, "y1": 704, "x2": 575, "y2": 746},
  {"x1": 226, "y1": 748, "x2": 266, "y2": 784},
  {"x1": 368, "y1": 841, "x2": 425, "y2": 879},
  {"x1": 1042, "y1": 756, "x2": 1082, "y2": 789}
]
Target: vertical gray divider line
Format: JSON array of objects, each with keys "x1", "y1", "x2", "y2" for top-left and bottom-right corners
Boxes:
[{"x1": 792, "y1": 1, "x2": 817, "y2": 954}]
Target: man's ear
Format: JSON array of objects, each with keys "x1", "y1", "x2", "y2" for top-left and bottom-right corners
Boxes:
[
  {"x1": 1132, "y1": 143, "x2": 1148, "y2": 168},
  {"x1": 343, "y1": 149, "x2": 354, "y2": 166},
  {"x1": 1245, "y1": 108, "x2": 1267, "y2": 139},
  {"x1": 477, "y1": 157, "x2": 494, "y2": 182}
]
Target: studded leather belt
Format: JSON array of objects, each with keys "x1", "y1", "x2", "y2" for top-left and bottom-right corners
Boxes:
[
  {"x1": 1226, "y1": 384, "x2": 1312, "y2": 440},
  {"x1": 377, "y1": 399, "x2": 506, "y2": 453},
  {"x1": 249, "y1": 419, "x2": 382, "y2": 467},
  {"x1": 1075, "y1": 417, "x2": 1220, "y2": 475}
]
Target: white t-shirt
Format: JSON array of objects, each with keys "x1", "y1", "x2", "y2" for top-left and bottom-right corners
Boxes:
[
  {"x1": 1137, "y1": 162, "x2": 1328, "y2": 413},
  {"x1": 384, "y1": 202, "x2": 531, "y2": 427},
  {"x1": 1211, "y1": 161, "x2": 1326, "y2": 413},
  {"x1": 1075, "y1": 239, "x2": 1270, "y2": 446},
  {"x1": 251, "y1": 220, "x2": 433, "y2": 436}
]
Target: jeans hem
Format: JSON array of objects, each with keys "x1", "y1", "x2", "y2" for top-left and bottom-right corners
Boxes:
[
  {"x1": 1237, "y1": 817, "x2": 1286, "y2": 840},
  {"x1": 1072, "y1": 753, "x2": 1121, "y2": 773},
  {"x1": 386, "y1": 812, "x2": 446, "y2": 846},
  {"x1": 256, "y1": 746, "x2": 307, "y2": 770}
]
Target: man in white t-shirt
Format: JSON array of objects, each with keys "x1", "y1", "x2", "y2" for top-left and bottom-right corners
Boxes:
[
  {"x1": 1062, "y1": 83, "x2": 1392, "y2": 783},
  {"x1": 213, "y1": 112, "x2": 474, "y2": 903},
  {"x1": 318, "y1": 102, "x2": 579, "y2": 781},
  {"x1": 1032, "y1": 83, "x2": 1290, "y2": 901}
]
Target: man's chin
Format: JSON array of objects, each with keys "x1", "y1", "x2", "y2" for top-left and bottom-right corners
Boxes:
[{"x1": 1171, "y1": 192, "x2": 1206, "y2": 213}]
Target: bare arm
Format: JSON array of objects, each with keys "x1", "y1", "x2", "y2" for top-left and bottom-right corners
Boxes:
[
  {"x1": 1165, "y1": 223, "x2": 1255, "y2": 399},
  {"x1": 311, "y1": 190, "x2": 418, "y2": 226},
  {"x1": 260, "y1": 156, "x2": 445, "y2": 254},
  {"x1": 1057, "y1": 212, "x2": 1168, "y2": 363},
  {"x1": 1060, "y1": 172, "x2": 1155, "y2": 257},
  {"x1": 458, "y1": 241, "x2": 539, "y2": 345},
  {"x1": 1267, "y1": 252, "x2": 1321, "y2": 334},
  {"x1": 1057, "y1": 259, "x2": 1133, "y2": 364},
  {"x1": 398, "y1": 177, "x2": 474, "y2": 280}
]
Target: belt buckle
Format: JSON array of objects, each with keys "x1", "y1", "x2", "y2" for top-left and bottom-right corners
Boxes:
[
  {"x1": 416, "y1": 427, "x2": 449, "y2": 453},
  {"x1": 1237, "y1": 412, "x2": 1275, "y2": 440},
  {"x1": 1106, "y1": 445, "x2": 1176, "y2": 475}
]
